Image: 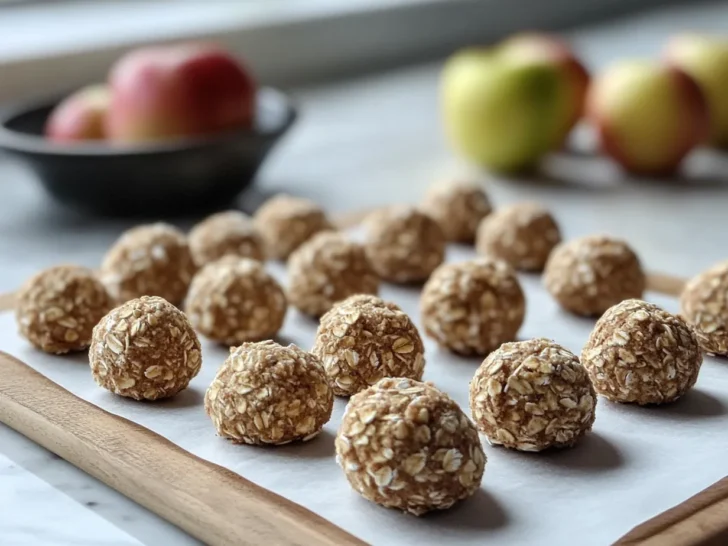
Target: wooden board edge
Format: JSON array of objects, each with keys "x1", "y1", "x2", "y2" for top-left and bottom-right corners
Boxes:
[
  {"x1": 614, "y1": 476, "x2": 728, "y2": 546},
  {"x1": 332, "y1": 206, "x2": 378, "y2": 230},
  {"x1": 0, "y1": 351, "x2": 366, "y2": 546},
  {"x1": 645, "y1": 272, "x2": 687, "y2": 298},
  {"x1": 0, "y1": 290, "x2": 15, "y2": 312}
]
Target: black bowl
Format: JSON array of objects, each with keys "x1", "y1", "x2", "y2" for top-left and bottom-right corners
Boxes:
[{"x1": 0, "y1": 87, "x2": 296, "y2": 216}]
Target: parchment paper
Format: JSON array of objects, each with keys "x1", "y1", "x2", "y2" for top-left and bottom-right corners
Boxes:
[{"x1": 2, "y1": 243, "x2": 727, "y2": 546}]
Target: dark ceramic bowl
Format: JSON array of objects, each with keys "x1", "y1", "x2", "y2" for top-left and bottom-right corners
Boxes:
[{"x1": 0, "y1": 87, "x2": 296, "y2": 216}]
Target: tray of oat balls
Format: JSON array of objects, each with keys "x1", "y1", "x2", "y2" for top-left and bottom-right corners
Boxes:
[{"x1": 1, "y1": 183, "x2": 728, "y2": 546}]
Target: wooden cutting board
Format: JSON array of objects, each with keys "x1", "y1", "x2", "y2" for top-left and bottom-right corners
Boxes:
[{"x1": 0, "y1": 210, "x2": 725, "y2": 546}]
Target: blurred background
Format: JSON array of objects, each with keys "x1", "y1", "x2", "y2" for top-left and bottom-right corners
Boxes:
[{"x1": 0, "y1": 0, "x2": 727, "y2": 288}]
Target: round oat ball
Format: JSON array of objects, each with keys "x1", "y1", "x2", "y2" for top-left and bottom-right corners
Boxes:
[
  {"x1": 421, "y1": 257, "x2": 525, "y2": 355},
  {"x1": 544, "y1": 235, "x2": 645, "y2": 317},
  {"x1": 336, "y1": 378, "x2": 486, "y2": 516},
  {"x1": 16, "y1": 265, "x2": 112, "y2": 354},
  {"x1": 312, "y1": 295, "x2": 425, "y2": 396},
  {"x1": 253, "y1": 194, "x2": 333, "y2": 260},
  {"x1": 287, "y1": 231, "x2": 379, "y2": 317},
  {"x1": 188, "y1": 211, "x2": 265, "y2": 267},
  {"x1": 419, "y1": 180, "x2": 492, "y2": 243},
  {"x1": 470, "y1": 338, "x2": 596, "y2": 451},
  {"x1": 204, "y1": 340, "x2": 333, "y2": 445},
  {"x1": 364, "y1": 206, "x2": 445, "y2": 284},
  {"x1": 100, "y1": 223, "x2": 196, "y2": 306},
  {"x1": 582, "y1": 299, "x2": 702, "y2": 405},
  {"x1": 89, "y1": 296, "x2": 202, "y2": 400},
  {"x1": 185, "y1": 258, "x2": 286, "y2": 345},
  {"x1": 475, "y1": 202, "x2": 561, "y2": 272},
  {"x1": 680, "y1": 261, "x2": 728, "y2": 355}
]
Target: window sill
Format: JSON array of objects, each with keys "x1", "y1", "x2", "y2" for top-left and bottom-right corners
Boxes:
[{"x1": 0, "y1": 0, "x2": 680, "y2": 102}]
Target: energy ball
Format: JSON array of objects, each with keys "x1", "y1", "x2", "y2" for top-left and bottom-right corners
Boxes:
[
  {"x1": 470, "y1": 338, "x2": 596, "y2": 451},
  {"x1": 475, "y1": 202, "x2": 561, "y2": 271},
  {"x1": 188, "y1": 210, "x2": 265, "y2": 267},
  {"x1": 205, "y1": 340, "x2": 333, "y2": 445},
  {"x1": 312, "y1": 295, "x2": 425, "y2": 396},
  {"x1": 287, "y1": 231, "x2": 379, "y2": 317},
  {"x1": 89, "y1": 296, "x2": 202, "y2": 400},
  {"x1": 544, "y1": 235, "x2": 645, "y2": 317},
  {"x1": 336, "y1": 378, "x2": 486, "y2": 516},
  {"x1": 680, "y1": 261, "x2": 728, "y2": 355},
  {"x1": 100, "y1": 223, "x2": 196, "y2": 306},
  {"x1": 582, "y1": 299, "x2": 702, "y2": 405},
  {"x1": 185, "y1": 258, "x2": 286, "y2": 345},
  {"x1": 419, "y1": 180, "x2": 492, "y2": 243},
  {"x1": 16, "y1": 265, "x2": 111, "y2": 354},
  {"x1": 364, "y1": 206, "x2": 446, "y2": 284},
  {"x1": 253, "y1": 194, "x2": 333, "y2": 260},
  {"x1": 421, "y1": 257, "x2": 525, "y2": 355}
]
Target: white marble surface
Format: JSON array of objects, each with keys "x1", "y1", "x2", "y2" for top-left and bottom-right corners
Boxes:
[
  {"x1": 0, "y1": 426, "x2": 198, "y2": 546},
  {"x1": 1, "y1": 1, "x2": 728, "y2": 544}
]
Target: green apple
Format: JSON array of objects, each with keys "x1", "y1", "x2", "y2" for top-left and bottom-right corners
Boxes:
[
  {"x1": 441, "y1": 48, "x2": 568, "y2": 173},
  {"x1": 497, "y1": 32, "x2": 590, "y2": 148},
  {"x1": 665, "y1": 34, "x2": 728, "y2": 149}
]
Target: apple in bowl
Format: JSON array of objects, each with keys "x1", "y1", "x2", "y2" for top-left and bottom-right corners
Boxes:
[
  {"x1": 1, "y1": 43, "x2": 295, "y2": 216},
  {"x1": 45, "y1": 43, "x2": 256, "y2": 144},
  {"x1": 105, "y1": 43, "x2": 256, "y2": 142},
  {"x1": 45, "y1": 85, "x2": 111, "y2": 142}
]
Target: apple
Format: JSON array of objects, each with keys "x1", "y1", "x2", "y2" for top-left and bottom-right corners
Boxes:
[
  {"x1": 586, "y1": 60, "x2": 709, "y2": 175},
  {"x1": 664, "y1": 34, "x2": 728, "y2": 149},
  {"x1": 441, "y1": 48, "x2": 569, "y2": 173},
  {"x1": 45, "y1": 84, "x2": 110, "y2": 142},
  {"x1": 106, "y1": 43, "x2": 256, "y2": 142},
  {"x1": 498, "y1": 32, "x2": 590, "y2": 147}
]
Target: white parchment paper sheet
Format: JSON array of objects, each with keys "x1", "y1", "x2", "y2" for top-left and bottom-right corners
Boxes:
[{"x1": 2, "y1": 244, "x2": 727, "y2": 546}]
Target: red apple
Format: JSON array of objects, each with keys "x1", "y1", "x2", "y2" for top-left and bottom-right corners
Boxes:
[
  {"x1": 45, "y1": 85, "x2": 110, "y2": 142},
  {"x1": 587, "y1": 60, "x2": 709, "y2": 175},
  {"x1": 106, "y1": 43, "x2": 256, "y2": 142},
  {"x1": 498, "y1": 32, "x2": 590, "y2": 147}
]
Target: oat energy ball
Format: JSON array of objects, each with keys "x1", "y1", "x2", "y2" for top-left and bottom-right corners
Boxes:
[
  {"x1": 188, "y1": 210, "x2": 265, "y2": 267},
  {"x1": 89, "y1": 296, "x2": 202, "y2": 400},
  {"x1": 476, "y1": 202, "x2": 561, "y2": 271},
  {"x1": 544, "y1": 235, "x2": 645, "y2": 317},
  {"x1": 336, "y1": 378, "x2": 485, "y2": 515},
  {"x1": 16, "y1": 265, "x2": 111, "y2": 354},
  {"x1": 421, "y1": 257, "x2": 525, "y2": 355},
  {"x1": 419, "y1": 180, "x2": 492, "y2": 243},
  {"x1": 582, "y1": 299, "x2": 702, "y2": 405},
  {"x1": 470, "y1": 339, "x2": 596, "y2": 451},
  {"x1": 100, "y1": 223, "x2": 196, "y2": 306},
  {"x1": 287, "y1": 231, "x2": 379, "y2": 317},
  {"x1": 253, "y1": 194, "x2": 333, "y2": 260},
  {"x1": 313, "y1": 295, "x2": 425, "y2": 396},
  {"x1": 680, "y1": 261, "x2": 728, "y2": 355},
  {"x1": 185, "y1": 258, "x2": 286, "y2": 345},
  {"x1": 205, "y1": 341, "x2": 333, "y2": 445},
  {"x1": 364, "y1": 206, "x2": 446, "y2": 283}
]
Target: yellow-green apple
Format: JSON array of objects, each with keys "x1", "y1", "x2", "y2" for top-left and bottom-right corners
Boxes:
[
  {"x1": 664, "y1": 34, "x2": 728, "y2": 149},
  {"x1": 441, "y1": 49, "x2": 569, "y2": 173},
  {"x1": 587, "y1": 60, "x2": 709, "y2": 175},
  {"x1": 498, "y1": 32, "x2": 590, "y2": 147},
  {"x1": 45, "y1": 84, "x2": 110, "y2": 142},
  {"x1": 106, "y1": 43, "x2": 256, "y2": 142}
]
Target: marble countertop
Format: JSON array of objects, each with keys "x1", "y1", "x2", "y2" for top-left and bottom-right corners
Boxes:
[{"x1": 2, "y1": 2, "x2": 728, "y2": 544}]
